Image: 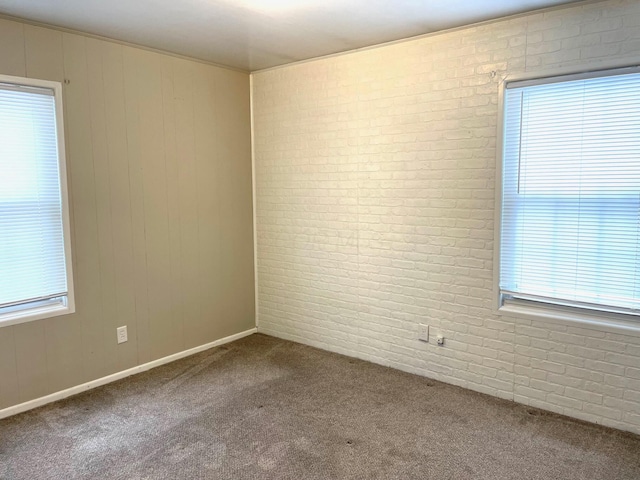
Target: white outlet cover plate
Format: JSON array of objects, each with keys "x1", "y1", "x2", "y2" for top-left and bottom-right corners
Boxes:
[
  {"x1": 117, "y1": 326, "x2": 128, "y2": 344},
  {"x1": 419, "y1": 324, "x2": 429, "y2": 342}
]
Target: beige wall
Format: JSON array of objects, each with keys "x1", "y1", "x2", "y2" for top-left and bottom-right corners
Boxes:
[
  {"x1": 0, "y1": 19, "x2": 255, "y2": 409},
  {"x1": 253, "y1": 0, "x2": 640, "y2": 434}
]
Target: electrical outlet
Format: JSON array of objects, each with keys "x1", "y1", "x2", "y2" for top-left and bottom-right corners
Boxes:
[
  {"x1": 117, "y1": 326, "x2": 128, "y2": 344},
  {"x1": 418, "y1": 324, "x2": 429, "y2": 343},
  {"x1": 437, "y1": 335, "x2": 444, "y2": 346}
]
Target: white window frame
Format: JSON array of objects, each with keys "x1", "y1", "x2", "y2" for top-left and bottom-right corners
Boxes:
[
  {"x1": 494, "y1": 61, "x2": 640, "y2": 336},
  {"x1": 0, "y1": 74, "x2": 75, "y2": 327}
]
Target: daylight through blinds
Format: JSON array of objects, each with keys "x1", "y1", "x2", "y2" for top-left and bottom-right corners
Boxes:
[
  {"x1": 500, "y1": 70, "x2": 640, "y2": 314},
  {"x1": 0, "y1": 85, "x2": 68, "y2": 310}
]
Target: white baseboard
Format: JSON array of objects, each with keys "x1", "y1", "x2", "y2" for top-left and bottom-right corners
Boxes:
[{"x1": 0, "y1": 327, "x2": 257, "y2": 420}]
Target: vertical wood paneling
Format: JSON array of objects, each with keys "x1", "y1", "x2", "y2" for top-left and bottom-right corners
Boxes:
[
  {"x1": 85, "y1": 38, "x2": 119, "y2": 375},
  {"x1": 194, "y1": 65, "x2": 223, "y2": 342},
  {"x1": 0, "y1": 327, "x2": 19, "y2": 408},
  {"x1": 215, "y1": 70, "x2": 255, "y2": 336},
  {"x1": 161, "y1": 57, "x2": 185, "y2": 350},
  {"x1": 24, "y1": 25, "x2": 63, "y2": 81},
  {"x1": 0, "y1": 22, "x2": 254, "y2": 411},
  {"x1": 13, "y1": 323, "x2": 48, "y2": 402},
  {"x1": 122, "y1": 46, "x2": 151, "y2": 365},
  {"x1": 173, "y1": 60, "x2": 203, "y2": 349},
  {"x1": 101, "y1": 42, "x2": 139, "y2": 372},
  {"x1": 136, "y1": 51, "x2": 175, "y2": 360},
  {"x1": 62, "y1": 33, "x2": 108, "y2": 380},
  {"x1": 43, "y1": 316, "x2": 84, "y2": 392},
  {"x1": 0, "y1": 19, "x2": 26, "y2": 77}
]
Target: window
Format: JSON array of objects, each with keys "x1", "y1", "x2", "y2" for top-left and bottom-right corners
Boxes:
[
  {"x1": 0, "y1": 75, "x2": 74, "y2": 326},
  {"x1": 498, "y1": 67, "x2": 640, "y2": 324}
]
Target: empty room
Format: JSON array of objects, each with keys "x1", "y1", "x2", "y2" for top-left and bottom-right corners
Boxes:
[{"x1": 0, "y1": 0, "x2": 639, "y2": 478}]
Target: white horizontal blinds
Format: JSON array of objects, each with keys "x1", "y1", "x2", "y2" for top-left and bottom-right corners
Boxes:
[
  {"x1": 0, "y1": 85, "x2": 67, "y2": 309},
  {"x1": 501, "y1": 71, "x2": 640, "y2": 314}
]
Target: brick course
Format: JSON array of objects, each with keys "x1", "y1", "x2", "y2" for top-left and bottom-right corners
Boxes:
[{"x1": 253, "y1": 0, "x2": 640, "y2": 434}]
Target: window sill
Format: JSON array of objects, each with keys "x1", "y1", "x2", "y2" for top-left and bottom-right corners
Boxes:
[
  {"x1": 498, "y1": 302, "x2": 640, "y2": 337},
  {"x1": 0, "y1": 301, "x2": 74, "y2": 328}
]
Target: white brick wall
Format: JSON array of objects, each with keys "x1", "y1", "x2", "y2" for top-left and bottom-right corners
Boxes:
[{"x1": 252, "y1": 0, "x2": 640, "y2": 435}]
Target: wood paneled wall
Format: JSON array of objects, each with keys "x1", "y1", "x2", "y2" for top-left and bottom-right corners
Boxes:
[{"x1": 0, "y1": 19, "x2": 255, "y2": 408}]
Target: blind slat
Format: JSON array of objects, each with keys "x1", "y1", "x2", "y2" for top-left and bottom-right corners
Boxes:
[
  {"x1": 500, "y1": 70, "x2": 640, "y2": 314},
  {"x1": 0, "y1": 86, "x2": 68, "y2": 310}
]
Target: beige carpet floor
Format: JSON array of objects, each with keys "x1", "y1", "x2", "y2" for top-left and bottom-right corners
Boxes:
[{"x1": 0, "y1": 333, "x2": 639, "y2": 479}]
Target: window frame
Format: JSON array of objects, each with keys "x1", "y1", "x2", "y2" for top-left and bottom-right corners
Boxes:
[
  {"x1": 494, "y1": 61, "x2": 640, "y2": 336},
  {"x1": 0, "y1": 74, "x2": 75, "y2": 327}
]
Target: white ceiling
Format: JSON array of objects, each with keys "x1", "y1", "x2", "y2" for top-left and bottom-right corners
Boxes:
[{"x1": 0, "y1": 0, "x2": 584, "y2": 72}]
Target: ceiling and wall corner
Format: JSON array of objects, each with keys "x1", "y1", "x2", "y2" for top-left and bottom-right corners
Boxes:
[
  {"x1": 1, "y1": 0, "x2": 637, "y2": 438},
  {"x1": 0, "y1": 0, "x2": 585, "y2": 71}
]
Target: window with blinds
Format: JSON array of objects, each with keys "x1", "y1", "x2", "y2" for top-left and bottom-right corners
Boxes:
[
  {"x1": 499, "y1": 67, "x2": 640, "y2": 318},
  {"x1": 0, "y1": 76, "x2": 74, "y2": 326}
]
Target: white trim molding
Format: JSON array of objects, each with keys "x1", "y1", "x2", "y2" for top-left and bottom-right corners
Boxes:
[{"x1": 0, "y1": 328, "x2": 257, "y2": 420}]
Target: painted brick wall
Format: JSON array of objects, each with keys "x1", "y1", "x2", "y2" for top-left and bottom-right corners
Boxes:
[{"x1": 252, "y1": 0, "x2": 640, "y2": 434}]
